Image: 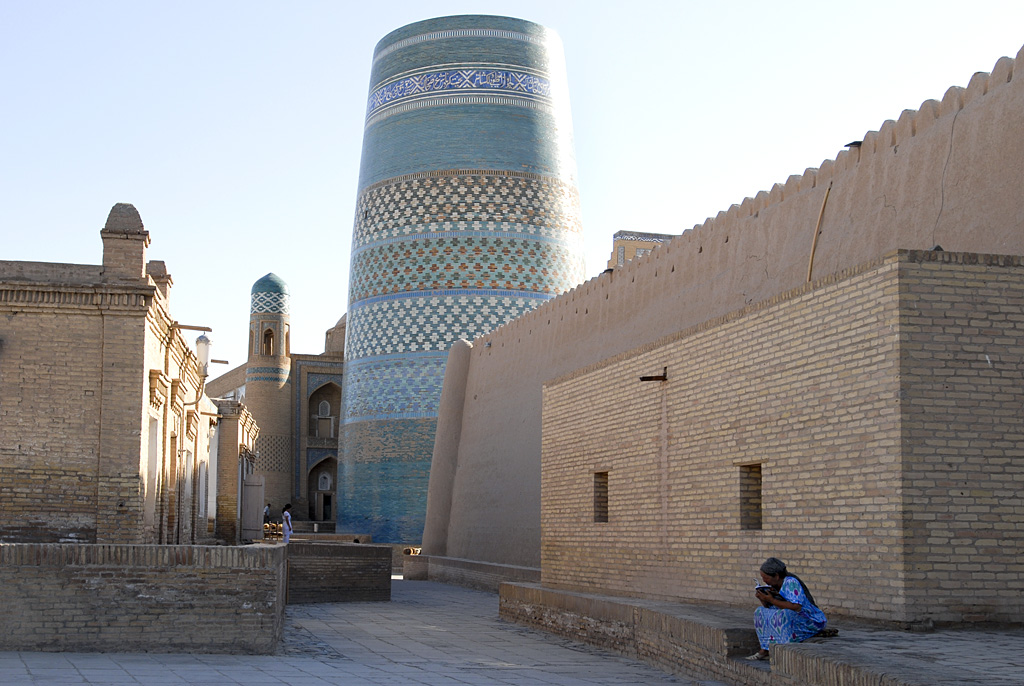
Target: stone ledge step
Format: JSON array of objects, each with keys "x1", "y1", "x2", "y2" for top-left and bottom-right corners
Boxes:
[{"x1": 498, "y1": 583, "x2": 991, "y2": 686}]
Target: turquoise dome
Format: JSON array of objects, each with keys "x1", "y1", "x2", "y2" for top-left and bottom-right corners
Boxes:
[
  {"x1": 250, "y1": 273, "x2": 290, "y2": 315},
  {"x1": 251, "y1": 273, "x2": 289, "y2": 296}
]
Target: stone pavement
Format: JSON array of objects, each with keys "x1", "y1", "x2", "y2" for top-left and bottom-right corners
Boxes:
[
  {"x1": 778, "y1": 619, "x2": 1024, "y2": 685},
  {"x1": 0, "y1": 579, "x2": 709, "y2": 685},
  {"x1": 0, "y1": 579, "x2": 1021, "y2": 685}
]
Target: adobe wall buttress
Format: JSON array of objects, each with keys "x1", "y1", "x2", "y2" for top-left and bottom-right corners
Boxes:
[{"x1": 428, "y1": 46, "x2": 1024, "y2": 569}]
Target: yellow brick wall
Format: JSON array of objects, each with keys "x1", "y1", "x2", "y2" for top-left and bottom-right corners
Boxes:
[
  {"x1": 0, "y1": 299, "x2": 149, "y2": 543},
  {"x1": 1, "y1": 274, "x2": 216, "y2": 545},
  {"x1": 541, "y1": 251, "x2": 1023, "y2": 625},
  {"x1": 897, "y1": 254, "x2": 1024, "y2": 623}
]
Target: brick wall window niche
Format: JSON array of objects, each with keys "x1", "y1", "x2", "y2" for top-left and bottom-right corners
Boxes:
[
  {"x1": 739, "y1": 463, "x2": 762, "y2": 530},
  {"x1": 262, "y1": 328, "x2": 275, "y2": 355},
  {"x1": 593, "y1": 471, "x2": 609, "y2": 523}
]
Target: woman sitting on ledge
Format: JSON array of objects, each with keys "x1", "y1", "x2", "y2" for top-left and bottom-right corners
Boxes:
[{"x1": 747, "y1": 557, "x2": 827, "y2": 661}]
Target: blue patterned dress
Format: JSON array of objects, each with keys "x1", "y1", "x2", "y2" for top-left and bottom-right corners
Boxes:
[{"x1": 754, "y1": 576, "x2": 827, "y2": 650}]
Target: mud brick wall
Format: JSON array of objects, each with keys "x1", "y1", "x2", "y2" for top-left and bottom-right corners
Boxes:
[
  {"x1": 287, "y1": 541, "x2": 391, "y2": 603},
  {"x1": 0, "y1": 543, "x2": 286, "y2": 653},
  {"x1": 425, "y1": 46, "x2": 1024, "y2": 577},
  {"x1": 403, "y1": 553, "x2": 541, "y2": 592}
]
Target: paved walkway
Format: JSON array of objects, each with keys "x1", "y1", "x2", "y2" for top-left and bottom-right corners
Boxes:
[
  {"x1": 783, "y1": 618, "x2": 1024, "y2": 685},
  {"x1": 0, "y1": 580, "x2": 708, "y2": 685},
  {"x1": 1, "y1": 580, "x2": 1021, "y2": 685}
]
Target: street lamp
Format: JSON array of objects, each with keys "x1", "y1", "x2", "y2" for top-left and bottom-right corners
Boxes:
[{"x1": 195, "y1": 334, "x2": 211, "y2": 379}]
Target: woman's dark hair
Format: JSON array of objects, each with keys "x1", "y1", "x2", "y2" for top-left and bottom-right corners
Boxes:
[
  {"x1": 760, "y1": 557, "x2": 818, "y2": 607},
  {"x1": 760, "y1": 557, "x2": 787, "y2": 577},
  {"x1": 283, "y1": 503, "x2": 292, "y2": 511}
]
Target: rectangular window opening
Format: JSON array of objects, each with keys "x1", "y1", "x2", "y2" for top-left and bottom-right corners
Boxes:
[
  {"x1": 593, "y1": 471, "x2": 609, "y2": 523},
  {"x1": 740, "y1": 464, "x2": 762, "y2": 530}
]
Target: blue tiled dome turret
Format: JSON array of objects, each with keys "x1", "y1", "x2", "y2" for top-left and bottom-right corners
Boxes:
[{"x1": 250, "y1": 273, "x2": 290, "y2": 314}]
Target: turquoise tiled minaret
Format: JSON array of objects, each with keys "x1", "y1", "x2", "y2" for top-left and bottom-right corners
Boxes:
[
  {"x1": 246, "y1": 273, "x2": 293, "y2": 510},
  {"x1": 341, "y1": 15, "x2": 585, "y2": 543}
]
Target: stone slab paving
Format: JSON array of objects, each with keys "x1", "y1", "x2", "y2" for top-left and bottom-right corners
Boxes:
[
  {"x1": 0, "y1": 580, "x2": 718, "y2": 686},
  {"x1": 602, "y1": 591, "x2": 1024, "y2": 685},
  {"x1": 782, "y1": 620, "x2": 1024, "y2": 686},
  {"x1": 1, "y1": 580, "x2": 1020, "y2": 685}
]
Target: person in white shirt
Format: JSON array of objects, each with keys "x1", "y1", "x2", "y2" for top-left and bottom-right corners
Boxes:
[{"x1": 282, "y1": 503, "x2": 293, "y2": 544}]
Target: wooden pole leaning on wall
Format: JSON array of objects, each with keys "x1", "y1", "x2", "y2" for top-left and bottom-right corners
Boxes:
[{"x1": 807, "y1": 180, "x2": 833, "y2": 282}]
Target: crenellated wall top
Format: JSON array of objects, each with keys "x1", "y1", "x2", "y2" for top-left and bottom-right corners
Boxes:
[{"x1": 475, "y1": 43, "x2": 1024, "y2": 349}]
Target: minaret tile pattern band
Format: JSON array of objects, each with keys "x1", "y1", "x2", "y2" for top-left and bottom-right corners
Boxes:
[{"x1": 341, "y1": 15, "x2": 585, "y2": 543}]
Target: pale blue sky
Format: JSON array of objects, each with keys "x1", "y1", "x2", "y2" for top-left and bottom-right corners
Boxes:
[{"x1": 2, "y1": 0, "x2": 1022, "y2": 368}]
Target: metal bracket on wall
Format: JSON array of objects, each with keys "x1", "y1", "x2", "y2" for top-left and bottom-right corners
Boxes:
[{"x1": 639, "y1": 367, "x2": 668, "y2": 382}]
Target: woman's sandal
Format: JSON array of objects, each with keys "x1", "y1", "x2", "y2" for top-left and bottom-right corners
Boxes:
[{"x1": 745, "y1": 651, "x2": 769, "y2": 661}]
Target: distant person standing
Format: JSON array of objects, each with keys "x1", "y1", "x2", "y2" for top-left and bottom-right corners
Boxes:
[
  {"x1": 282, "y1": 503, "x2": 293, "y2": 544},
  {"x1": 264, "y1": 503, "x2": 270, "y2": 525}
]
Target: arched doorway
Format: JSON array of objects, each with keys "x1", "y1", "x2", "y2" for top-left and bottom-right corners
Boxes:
[
  {"x1": 308, "y1": 383, "x2": 341, "y2": 439},
  {"x1": 308, "y1": 456, "x2": 337, "y2": 522}
]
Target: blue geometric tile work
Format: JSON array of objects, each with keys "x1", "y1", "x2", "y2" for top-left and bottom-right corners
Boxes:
[
  {"x1": 338, "y1": 417, "x2": 436, "y2": 543},
  {"x1": 250, "y1": 291, "x2": 289, "y2": 315},
  {"x1": 345, "y1": 292, "x2": 548, "y2": 360},
  {"x1": 366, "y1": 93, "x2": 553, "y2": 128},
  {"x1": 357, "y1": 106, "x2": 576, "y2": 190},
  {"x1": 353, "y1": 171, "x2": 581, "y2": 250},
  {"x1": 341, "y1": 15, "x2": 581, "y2": 543},
  {"x1": 373, "y1": 27, "x2": 547, "y2": 65},
  {"x1": 368, "y1": 66, "x2": 551, "y2": 119},
  {"x1": 350, "y1": 237, "x2": 581, "y2": 300},
  {"x1": 350, "y1": 172, "x2": 582, "y2": 296},
  {"x1": 307, "y1": 448, "x2": 336, "y2": 470},
  {"x1": 306, "y1": 373, "x2": 344, "y2": 397},
  {"x1": 342, "y1": 351, "x2": 448, "y2": 422},
  {"x1": 245, "y1": 366, "x2": 290, "y2": 384}
]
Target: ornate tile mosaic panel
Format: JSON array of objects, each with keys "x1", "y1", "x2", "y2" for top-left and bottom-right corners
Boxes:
[
  {"x1": 245, "y1": 366, "x2": 290, "y2": 384},
  {"x1": 353, "y1": 172, "x2": 581, "y2": 247},
  {"x1": 250, "y1": 291, "x2": 289, "y2": 315},
  {"x1": 345, "y1": 292, "x2": 549, "y2": 360},
  {"x1": 368, "y1": 65, "x2": 551, "y2": 119},
  {"x1": 349, "y1": 236, "x2": 582, "y2": 301}
]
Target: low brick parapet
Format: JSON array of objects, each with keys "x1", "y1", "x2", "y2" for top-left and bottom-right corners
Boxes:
[
  {"x1": 0, "y1": 543, "x2": 286, "y2": 654},
  {"x1": 287, "y1": 541, "x2": 391, "y2": 603}
]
